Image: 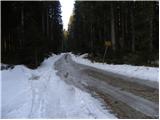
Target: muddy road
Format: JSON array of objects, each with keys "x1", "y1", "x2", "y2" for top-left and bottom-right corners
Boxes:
[{"x1": 55, "y1": 54, "x2": 159, "y2": 119}]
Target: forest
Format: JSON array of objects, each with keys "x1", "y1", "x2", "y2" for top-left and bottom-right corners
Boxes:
[
  {"x1": 2, "y1": 1, "x2": 63, "y2": 67},
  {"x1": 67, "y1": 1, "x2": 159, "y2": 66},
  {"x1": 1, "y1": 1, "x2": 159, "y2": 68}
]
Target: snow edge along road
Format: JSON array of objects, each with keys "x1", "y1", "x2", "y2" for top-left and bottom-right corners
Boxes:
[
  {"x1": 54, "y1": 53, "x2": 158, "y2": 118},
  {"x1": 1, "y1": 53, "x2": 117, "y2": 119},
  {"x1": 70, "y1": 53, "x2": 159, "y2": 89}
]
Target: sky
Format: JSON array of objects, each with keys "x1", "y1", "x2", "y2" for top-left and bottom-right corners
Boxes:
[{"x1": 60, "y1": 0, "x2": 75, "y2": 30}]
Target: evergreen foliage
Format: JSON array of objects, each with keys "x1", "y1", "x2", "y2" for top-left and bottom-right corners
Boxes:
[
  {"x1": 1, "y1": 1, "x2": 159, "y2": 67},
  {"x1": 68, "y1": 1, "x2": 159, "y2": 66},
  {"x1": 2, "y1": 1, "x2": 63, "y2": 68}
]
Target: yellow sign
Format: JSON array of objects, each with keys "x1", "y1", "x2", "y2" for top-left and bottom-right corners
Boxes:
[{"x1": 105, "y1": 41, "x2": 112, "y2": 47}]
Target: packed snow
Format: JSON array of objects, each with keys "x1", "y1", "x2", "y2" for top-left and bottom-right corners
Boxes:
[
  {"x1": 71, "y1": 53, "x2": 159, "y2": 82},
  {"x1": 2, "y1": 53, "x2": 158, "y2": 118},
  {"x1": 1, "y1": 53, "x2": 116, "y2": 119}
]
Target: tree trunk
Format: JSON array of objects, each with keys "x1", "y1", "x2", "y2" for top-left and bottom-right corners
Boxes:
[
  {"x1": 46, "y1": 7, "x2": 49, "y2": 38},
  {"x1": 110, "y1": 3, "x2": 116, "y2": 51},
  {"x1": 42, "y1": 6, "x2": 45, "y2": 35},
  {"x1": 35, "y1": 48, "x2": 38, "y2": 66},
  {"x1": 149, "y1": 4, "x2": 153, "y2": 52},
  {"x1": 131, "y1": 3, "x2": 135, "y2": 52},
  {"x1": 121, "y1": 3, "x2": 125, "y2": 49},
  {"x1": 21, "y1": 6, "x2": 24, "y2": 48},
  {"x1": 90, "y1": 24, "x2": 93, "y2": 53}
]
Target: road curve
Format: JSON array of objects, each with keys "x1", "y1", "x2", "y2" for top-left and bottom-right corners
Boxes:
[{"x1": 55, "y1": 54, "x2": 159, "y2": 119}]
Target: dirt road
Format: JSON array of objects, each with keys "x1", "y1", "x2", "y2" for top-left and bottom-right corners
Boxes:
[{"x1": 55, "y1": 54, "x2": 159, "y2": 119}]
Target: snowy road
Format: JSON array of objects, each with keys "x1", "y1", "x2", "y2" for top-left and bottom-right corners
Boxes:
[
  {"x1": 55, "y1": 54, "x2": 159, "y2": 118},
  {"x1": 1, "y1": 53, "x2": 158, "y2": 118},
  {"x1": 1, "y1": 54, "x2": 116, "y2": 119}
]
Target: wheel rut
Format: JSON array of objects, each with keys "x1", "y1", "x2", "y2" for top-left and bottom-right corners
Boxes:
[{"x1": 55, "y1": 54, "x2": 159, "y2": 119}]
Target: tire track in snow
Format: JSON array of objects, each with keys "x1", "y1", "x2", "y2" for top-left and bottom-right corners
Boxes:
[
  {"x1": 2, "y1": 54, "x2": 117, "y2": 118},
  {"x1": 55, "y1": 54, "x2": 159, "y2": 118},
  {"x1": 29, "y1": 70, "x2": 52, "y2": 118}
]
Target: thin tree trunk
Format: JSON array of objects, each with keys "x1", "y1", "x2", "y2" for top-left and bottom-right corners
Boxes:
[
  {"x1": 21, "y1": 6, "x2": 24, "y2": 48},
  {"x1": 121, "y1": 3, "x2": 125, "y2": 49},
  {"x1": 42, "y1": 6, "x2": 45, "y2": 35},
  {"x1": 8, "y1": 32, "x2": 10, "y2": 51},
  {"x1": 149, "y1": 4, "x2": 153, "y2": 52},
  {"x1": 149, "y1": 20, "x2": 153, "y2": 52},
  {"x1": 35, "y1": 48, "x2": 38, "y2": 66},
  {"x1": 111, "y1": 3, "x2": 116, "y2": 51},
  {"x1": 90, "y1": 24, "x2": 93, "y2": 53},
  {"x1": 4, "y1": 37, "x2": 7, "y2": 54},
  {"x1": 46, "y1": 7, "x2": 49, "y2": 38},
  {"x1": 50, "y1": 22, "x2": 53, "y2": 41},
  {"x1": 131, "y1": 3, "x2": 135, "y2": 52}
]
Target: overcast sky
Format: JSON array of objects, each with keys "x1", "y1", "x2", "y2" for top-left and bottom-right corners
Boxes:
[{"x1": 60, "y1": 0, "x2": 75, "y2": 30}]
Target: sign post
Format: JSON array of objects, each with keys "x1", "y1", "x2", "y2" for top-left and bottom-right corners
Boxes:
[{"x1": 103, "y1": 41, "x2": 111, "y2": 63}]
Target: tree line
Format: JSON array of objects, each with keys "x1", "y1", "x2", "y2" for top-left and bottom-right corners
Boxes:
[
  {"x1": 67, "y1": 1, "x2": 159, "y2": 66},
  {"x1": 2, "y1": 1, "x2": 63, "y2": 68},
  {"x1": 1, "y1": 1, "x2": 159, "y2": 67}
]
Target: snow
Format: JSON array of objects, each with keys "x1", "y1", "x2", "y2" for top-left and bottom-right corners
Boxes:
[
  {"x1": 79, "y1": 53, "x2": 88, "y2": 58},
  {"x1": 0, "y1": 68, "x2": 1, "y2": 117},
  {"x1": 1, "y1": 53, "x2": 116, "y2": 118},
  {"x1": 1, "y1": 63, "x2": 7, "y2": 69},
  {"x1": 70, "y1": 53, "x2": 159, "y2": 82},
  {"x1": 1, "y1": 63, "x2": 13, "y2": 70},
  {"x1": 1, "y1": 65, "x2": 33, "y2": 118}
]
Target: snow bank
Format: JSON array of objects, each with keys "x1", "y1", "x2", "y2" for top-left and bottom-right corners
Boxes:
[
  {"x1": 2, "y1": 65, "x2": 31, "y2": 106},
  {"x1": 1, "y1": 63, "x2": 14, "y2": 70},
  {"x1": 0, "y1": 69, "x2": 1, "y2": 117},
  {"x1": 1, "y1": 53, "x2": 116, "y2": 118},
  {"x1": 1, "y1": 65, "x2": 33, "y2": 118},
  {"x1": 79, "y1": 53, "x2": 88, "y2": 58},
  {"x1": 70, "y1": 53, "x2": 159, "y2": 82}
]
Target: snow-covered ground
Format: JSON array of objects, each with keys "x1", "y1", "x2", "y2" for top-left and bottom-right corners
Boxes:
[
  {"x1": 71, "y1": 53, "x2": 159, "y2": 82},
  {"x1": 2, "y1": 53, "x2": 158, "y2": 118},
  {"x1": 1, "y1": 53, "x2": 116, "y2": 119}
]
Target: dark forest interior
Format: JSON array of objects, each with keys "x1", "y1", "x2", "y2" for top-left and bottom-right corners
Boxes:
[{"x1": 1, "y1": 1, "x2": 159, "y2": 68}]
